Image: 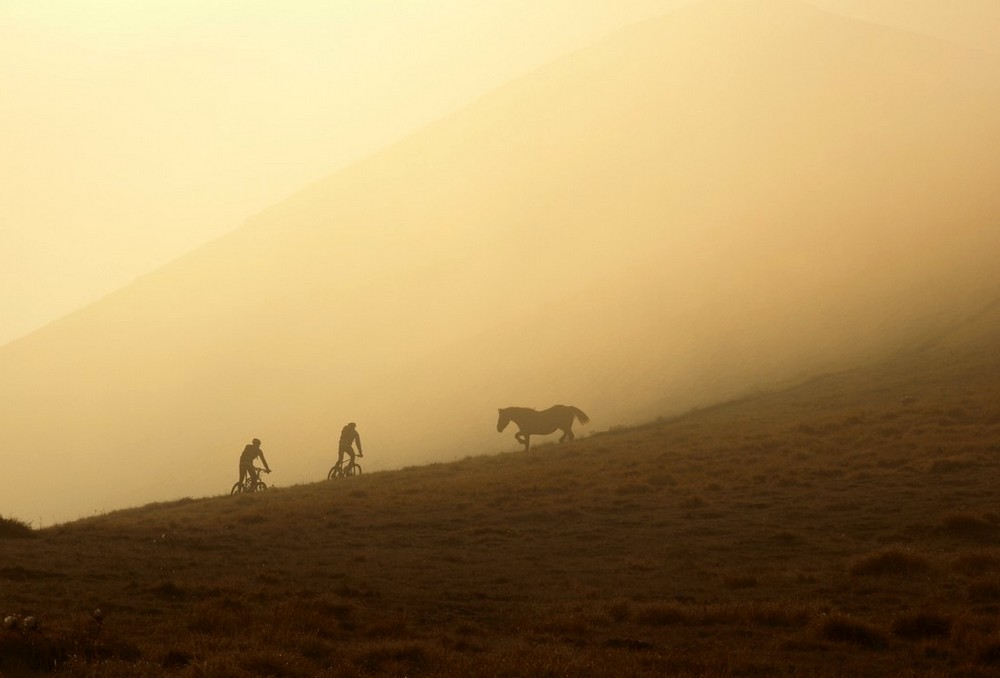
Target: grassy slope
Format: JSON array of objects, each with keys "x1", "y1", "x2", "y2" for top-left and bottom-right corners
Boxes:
[{"x1": 3, "y1": 306, "x2": 1000, "y2": 677}]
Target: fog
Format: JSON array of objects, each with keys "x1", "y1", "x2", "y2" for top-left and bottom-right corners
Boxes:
[
  {"x1": 0, "y1": 0, "x2": 698, "y2": 347},
  {"x1": 3, "y1": 0, "x2": 1000, "y2": 525}
]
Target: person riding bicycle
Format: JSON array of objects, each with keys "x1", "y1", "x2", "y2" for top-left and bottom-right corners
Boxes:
[
  {"x1": 337, "y1": 422, "x2": 363, "y2": 469},
  {"x1": 239, "y1": 437, "x2": 271, "y2": 487}
]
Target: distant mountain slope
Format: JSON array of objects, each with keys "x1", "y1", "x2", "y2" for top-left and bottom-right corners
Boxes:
[
  {"x1": 2, "y1": 0, "x2": 999, "y2": 525},
  {"x1": 805, "y1": 0, "x2": 1000, "y2": 54}
]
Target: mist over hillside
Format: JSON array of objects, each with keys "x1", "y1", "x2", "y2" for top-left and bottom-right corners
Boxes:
[
  {"x1": 804, "y1": 0, "x2": 1000, "y2": 54},
  {"x1": 3, "y1": 0, "x2": 1000, "y2": 525}
]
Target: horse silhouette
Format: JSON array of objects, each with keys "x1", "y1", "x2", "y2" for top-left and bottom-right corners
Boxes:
[{"x1": 497, "y1": 405, "x2": 590, "y2": 451}]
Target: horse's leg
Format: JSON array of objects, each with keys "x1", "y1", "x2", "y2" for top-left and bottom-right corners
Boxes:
[
  {"x1": 515, "y1": 431, "x2": 530, "y2": 451},
  {"x1": 559, "y1": 427, "x2": 575, "y2": 443}
]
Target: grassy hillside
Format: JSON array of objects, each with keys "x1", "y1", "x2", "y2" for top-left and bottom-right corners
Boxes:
[{"x1": 3, "y1": 298, "x2": 1000, "y2": 677}]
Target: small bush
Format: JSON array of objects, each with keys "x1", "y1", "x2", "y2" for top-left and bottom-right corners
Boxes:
[
  {"x1": 849, "y1": 548, "x2": 931, "y2": 577},
  {"x1": 0, "y1": 515, "x2": 34, "y2": 539}
]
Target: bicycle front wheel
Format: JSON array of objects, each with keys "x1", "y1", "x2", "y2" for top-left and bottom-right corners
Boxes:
[
  {"x1": 254, "y1": 480, "x2": 267, "y2": 492},
  {"x1": 346, "y1": 463, "x2": 362, "y2": 477},
  {"x1": 230, "y1": 482, "x2": 243, "y2": 495}
]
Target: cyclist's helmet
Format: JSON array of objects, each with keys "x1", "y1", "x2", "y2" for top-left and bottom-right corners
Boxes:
[
  {"x1": 347, "y1": 422, "x2": 356, "y2": 428},
  {"x1": 252, "y1": 438, "x2": 261, "y2": 446}
]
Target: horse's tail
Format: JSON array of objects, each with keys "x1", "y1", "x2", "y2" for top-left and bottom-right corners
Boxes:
[{"x1": 571, "y1": 406, "x2": 590, "y2": 425}]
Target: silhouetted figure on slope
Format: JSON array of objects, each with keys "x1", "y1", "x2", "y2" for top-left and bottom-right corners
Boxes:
[
  {"x1": 239, "y1": 438, "x2": 271, "y2": 487},
  {"x1": 338, "y1": 422, "x2": 363, "y2": 468},
  {"x1": 497, "y1": 405, "x2": 590, "y2": 451}
]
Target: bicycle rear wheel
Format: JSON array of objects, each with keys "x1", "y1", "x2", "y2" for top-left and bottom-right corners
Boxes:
[
  {"x1": 230, "y1": 482, "x2": 243, "y2": 495},
  {"x1": 327, "y1": 466, "x2": 342, "y2": 480}
]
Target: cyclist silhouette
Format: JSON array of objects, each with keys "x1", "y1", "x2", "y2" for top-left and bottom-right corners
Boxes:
[
  {"x1": 239, "y1": 438, "x2": 271, "y2": 487},
  {"x1": 337, "y1": 423, "x2": 363, "y2": 468}
]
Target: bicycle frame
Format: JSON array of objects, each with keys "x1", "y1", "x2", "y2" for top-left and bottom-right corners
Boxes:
[
  {"x1": 327, "y1": 459, "x2": 362, "y2": 479},
  {"x1": 232, "y1": 466, "x2": 269, "y2": 494}
]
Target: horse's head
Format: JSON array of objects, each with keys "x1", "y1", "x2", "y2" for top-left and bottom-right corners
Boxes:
[{"x1": 497, "y1": 408, "x2": 511, "y2": 432}]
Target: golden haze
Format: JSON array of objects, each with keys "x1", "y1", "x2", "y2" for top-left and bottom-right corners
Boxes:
[{"x1": 1, "y1": 0, "x2": 999, "y2": 525}]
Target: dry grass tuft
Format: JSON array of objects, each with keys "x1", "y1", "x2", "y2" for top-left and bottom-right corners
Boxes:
[
  {"x1": 966, "y1": 578, "x2": 1000, "y2": 604},
  {"x1": 891, "y1": 611, "x2": 951, "y2": 639},
  {"x1": 817, "y1": 614, "x2": 887, "y2": 649},
  {"x1": 241, "y1": 650, "x2": 314, "y2": 678},
  {"x1": 741, "y1": 602, "x2": 812, "y2": 629},
  {"x1": 635, "y1": 602, "x2": 697, "y2": 627},
  {"x1": 161, "y1": 649, "x2": 194, "y2": 669},
  {"x1": 0, "y1": 623, "x2": 141, "y2": 674},
  {"x1": 979, "y1": 642, "x2": 1000, "y2": 666},
  {"x1": 722, "y1": 574, "x2": 758, "y2": 589},
  {"x1": 849, "y1": 547, "x2": 931, "y2": 577},
  {"x1": 942, "y1": 512, "x2": 999, "y2": 540},
  {"x1": 953, "y1": 552, "x2": 1000, "y2": 576},
  {"x1": 0, "y1": 515, "x2": 35, "y2": 539},
  {"x1": 0, "y1": 631, "x2": 71, "y2": 673},
  {"x1": 354, "y1": 642, "x2": 434, "y2": 675}
]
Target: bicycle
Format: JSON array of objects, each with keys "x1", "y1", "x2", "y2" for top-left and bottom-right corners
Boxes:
[
  {"x1": 231, "y1": 467, "x2": 270, "y2": 495},
  {"x1": 327, "y1": 457, "x2": 362, "y2": 479}
]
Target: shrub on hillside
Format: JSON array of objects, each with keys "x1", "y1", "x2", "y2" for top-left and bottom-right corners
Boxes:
[{"x1": 0, "y1": 515, "x2": 34, "y2": 539}]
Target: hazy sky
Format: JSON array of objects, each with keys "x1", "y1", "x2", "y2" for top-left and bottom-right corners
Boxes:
[
  {"x1": 0, "y1": 0, "x2": 697, "y2": 347},
  {"x1": 2, "y1": 0, "x2": 998, "y2": 348}
]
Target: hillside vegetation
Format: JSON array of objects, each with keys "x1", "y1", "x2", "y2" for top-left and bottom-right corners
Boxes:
[{"x1": 3, "y1": 301, "x2": 1000, "y2": 677}]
